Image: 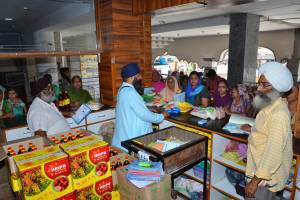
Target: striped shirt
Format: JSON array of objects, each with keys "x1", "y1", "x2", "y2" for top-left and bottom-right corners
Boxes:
[{"x1": 246, "y1": 98, "x2": 293, "y2": 192}]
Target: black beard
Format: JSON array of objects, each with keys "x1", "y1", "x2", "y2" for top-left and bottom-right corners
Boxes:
[{"x1": 133, "y1": 78, "x2": 144, "y2": 95}]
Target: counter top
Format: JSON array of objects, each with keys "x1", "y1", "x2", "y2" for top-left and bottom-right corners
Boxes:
[
  {"x1": 167, "y1": 113, "x2": 247, "y2": 143},
  {"x1": 167, "y1": 113, "x2": 300, "y2": 156},
  {"x1": 1, "y1": 105, "x2": 114, "y2": 130}
]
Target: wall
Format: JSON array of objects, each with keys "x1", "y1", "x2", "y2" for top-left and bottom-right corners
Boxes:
[
  {"x1": 0, "y1": 32, "x2": 22, "y2": 52},
  {"x1": 0, "y1": 59, "x2": 18, "y2": 72},
  {"x1": 160, "y1": 34, "x2": 229, "y2": 67},
  {"x1": 259, "y1": 30, "x2": 295, "y2": 61},
  {"x1": 153, "y1": 29, "x2": 295, "y2": 67}
]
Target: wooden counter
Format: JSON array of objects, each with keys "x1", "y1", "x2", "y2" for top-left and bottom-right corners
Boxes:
[
  {"x1": 167, "y1": 113, "x2": 248, "y2": 143},
  {"x1": 164, "y1": 113, "x2": 300, "y2": 200}
]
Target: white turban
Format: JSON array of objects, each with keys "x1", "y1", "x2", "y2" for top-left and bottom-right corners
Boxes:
[{"x1": 258, "y1": 62, "x2": 293, "y2": 92}]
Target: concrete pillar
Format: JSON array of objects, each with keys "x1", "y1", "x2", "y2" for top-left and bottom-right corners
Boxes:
[
  {"x1": 227, "y1": 13, "x2": 260, "y2": 87},
  {"x1": 288, "y1": 29, "x2": 300, "y2": 81}
]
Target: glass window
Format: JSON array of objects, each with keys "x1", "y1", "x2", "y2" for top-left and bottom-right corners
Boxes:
[
  {"x1": 216, "y1": 47, "x2": 276, "y2": 80},
  {"x1": 0, "y1": 0, "x2": 96, "y2": 52},
  {"x1": 0, "y1": 55, "x2": 100, "y2": 104}
]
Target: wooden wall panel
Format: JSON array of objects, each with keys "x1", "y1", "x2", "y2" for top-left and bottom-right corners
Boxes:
[
  {"x1": 97, "y1": 0, "x2": 153, "y2": 105},
  {"x1": 96, "y1": 0, "x2": 196, "y2": 105},
  {"x1": 294, "y1": 89, "x2": 300, "y2": 138}
]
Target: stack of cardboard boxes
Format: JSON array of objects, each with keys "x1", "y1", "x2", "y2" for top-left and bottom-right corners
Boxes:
[{"x1": 0, "y1": 133, "x2": 114, "y2": 199}]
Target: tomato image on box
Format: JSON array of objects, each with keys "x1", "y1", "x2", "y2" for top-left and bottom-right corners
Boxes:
[
  {"x1": 60, "y1": 136, "x2": 111, "y2": 190},
  {"x1": 77, "y1": 176, "x2": 113, "y2": 200},
  {"x1": 14, "y1": 146, "x2": 74, "y2": 200}
]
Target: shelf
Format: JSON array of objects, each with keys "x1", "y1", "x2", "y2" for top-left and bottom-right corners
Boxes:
[
  {"x1": 212, "y1": 177, "x2": 244, "y2": 200},
  {"x1": 214, "y1": 156, "x2": 293, "y2": 192},
  {"x1": 183, "y1": 169, "x2": 209, "y2": 185},
  {"x1": 213, "y1": 155, "x2": 246, "y2": 173}
]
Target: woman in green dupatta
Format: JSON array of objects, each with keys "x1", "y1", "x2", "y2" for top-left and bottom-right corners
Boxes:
[{"x1": 68, "y1": 75, "x2": 92, "y2": 109}]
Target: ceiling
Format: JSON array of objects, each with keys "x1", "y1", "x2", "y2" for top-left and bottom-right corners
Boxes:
[
  {"x1": 152, "y1": 0, "x2": 300, "y2": 38},
  {"x1": 0, "y1": 0, "x2": 299, "y2": 41},
  {"x1": 0, "y1": 0, "x2": 94, "y2": 33}
]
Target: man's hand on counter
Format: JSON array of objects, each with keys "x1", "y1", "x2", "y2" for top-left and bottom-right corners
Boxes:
[
  {"x1": 241, "y1": 124, "x2": 252, "y2": 132},
  {"x1": 163, "y1": 112, "x2": 169, "y2": 118},
  {"x1": 62, "y1": 111, "x2": 75, "y2": 118},
  {"x1": 35, "y1": 130, "x2": 47, "y2": 137},
  {"x1": 2, "y1": 113, "x2": 14, "y2": 119}
]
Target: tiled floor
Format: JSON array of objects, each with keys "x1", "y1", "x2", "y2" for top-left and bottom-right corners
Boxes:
[{"x1": 0, "y1": 162, "x2": 16, "y2": 200}]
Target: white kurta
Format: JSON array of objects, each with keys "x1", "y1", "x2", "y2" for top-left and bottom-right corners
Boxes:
[{"x1": 27, "y1": 97, "x2": 71, "y2": 135}]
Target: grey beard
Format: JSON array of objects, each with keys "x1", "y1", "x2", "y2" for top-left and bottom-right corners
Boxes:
[
  {"x1": 252, "y1": 89, "x2": 281, "y2": 110},
  {"x1": 40, "y1": 91, "x2": 56, "y2": 103}
]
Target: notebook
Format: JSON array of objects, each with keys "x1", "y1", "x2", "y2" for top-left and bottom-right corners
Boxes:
[{"x1": 72, "y1": 104, "x2": 92, "y2": 124}]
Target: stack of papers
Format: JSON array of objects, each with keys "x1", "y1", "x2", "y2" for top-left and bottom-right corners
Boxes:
[
  {"x1": 223, "y1": 114, "x2": 255, "y2": 134},
  {"x1": 126, "y1": 160, "x2": 164, "y2": 188},
  {"x1": 148, "y1": 138, "x2": 187, "y2": 152}
]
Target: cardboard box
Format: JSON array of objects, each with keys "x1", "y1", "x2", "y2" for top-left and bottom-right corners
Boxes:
[
  {"x1": 109, "y1": 147, "x2": 136, "y2": 187},
  {"x1": 47, "y1": 129, "x2": 93, "y2": 145},
  {"x1": 14, "y1": 146, "x2": 74, "y2": 200},
  {"x1": 1, "y1": 136, "x2": 51, "y2": 173},
  {"x1": 56, "y1": 191, "x2": 76, "y2": 200},
  {"x1": 117, "y1": 167, "x2": 171, "y2": 200},
  {"x1": 76, "y1": 176, "x2": 113, "y2": 200},
  {"x1": 60, "y1": 136, "x2": 111, "y2": 190}
]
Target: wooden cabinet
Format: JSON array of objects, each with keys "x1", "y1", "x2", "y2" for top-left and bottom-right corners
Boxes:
[
  {"x1": 210, "y1": 133, "x2": 300, "y2": 200},
  {"x1": 210, "y1": 134, "x2": 245, "y2": 199}
]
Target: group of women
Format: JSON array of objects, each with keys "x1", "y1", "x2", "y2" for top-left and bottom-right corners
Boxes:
[{"x1": 151, "y1": 69, "x2": 256, "y2": 116}]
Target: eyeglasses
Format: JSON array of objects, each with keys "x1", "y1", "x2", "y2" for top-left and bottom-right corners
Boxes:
[{"x1": 256, "y1": 82, "x2": 272, "y2": 88}]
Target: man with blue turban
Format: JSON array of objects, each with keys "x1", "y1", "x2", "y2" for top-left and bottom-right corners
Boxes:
[{"x1": 112, "y1": 63, "x2": 168, "y2": 149}]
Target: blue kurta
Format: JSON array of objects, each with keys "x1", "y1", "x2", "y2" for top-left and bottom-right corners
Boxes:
[{"x1": 112, "y1": 82, "x2": 164, "y2": 149}]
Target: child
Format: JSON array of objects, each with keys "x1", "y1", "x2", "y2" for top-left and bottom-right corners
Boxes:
[
  {"x1": 4, "y1": 88, "x2": 27, "y2": 120},
  {"x1": 213, "y1": 79, "x2": 232, "y2": 108}
]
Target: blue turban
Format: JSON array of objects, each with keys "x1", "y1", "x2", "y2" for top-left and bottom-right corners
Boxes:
[{"x1": 121, "y1": 63, "x2": 140, "y2": 79}]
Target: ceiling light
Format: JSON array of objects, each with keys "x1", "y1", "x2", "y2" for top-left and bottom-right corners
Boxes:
[
  {"x1": 24, "y1": 7, "x2": 30, "y2": 11},
  {"x1": 4, "y1": 17, "x2": 13, "y2": 21}
]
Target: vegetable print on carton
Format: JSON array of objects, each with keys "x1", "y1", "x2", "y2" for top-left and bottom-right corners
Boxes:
[
  {"x1": 14, "y1": 146, "x2": 74, "y2": 200},
  {"x1": 60, "y1": 136, "x2": 111, "y2": 190}
]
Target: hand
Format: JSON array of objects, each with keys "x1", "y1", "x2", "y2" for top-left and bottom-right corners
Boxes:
[
  {"x1": 241, "y1": 124, "x2": 252, "y2": 132},
  {"x1": 62, "y1": 111, "x2": 75, "y2": 117},
  {"x1": 245, "y1": 176, "x2": 261, "y2": 198},
  {"x1": 4, "y1": 113, "x2": 14, "y2": 119},
  {"x1": 163, "y1": 112, "x2": 169, "y2": 118},
  {"x1": 35, "y1": 130, "x2": 47, "y2": 137},
  {"x1": 223, "y1": 107, "x2": 230, "y2": 115}
]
